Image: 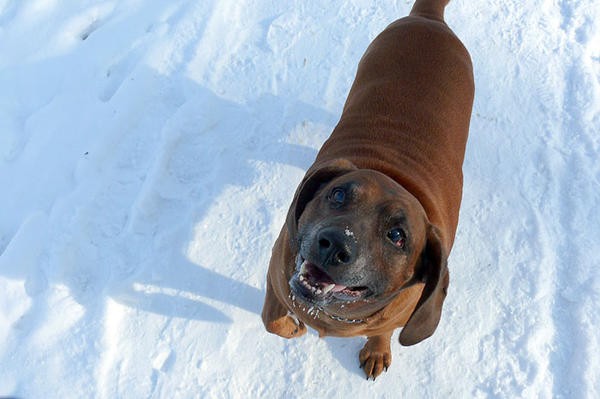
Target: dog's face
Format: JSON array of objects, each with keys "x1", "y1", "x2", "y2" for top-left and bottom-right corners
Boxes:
[
  {"x1": 289, "y1": 168, "x2": 432, "y2": 314},
  {"x1": 284, "y1": 159, "x2": 448, "y2": 345}
]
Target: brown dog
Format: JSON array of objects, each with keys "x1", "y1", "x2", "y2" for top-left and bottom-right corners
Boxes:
[{"x1": 261, "y1": 0, "x2": 474, "y2": 380}]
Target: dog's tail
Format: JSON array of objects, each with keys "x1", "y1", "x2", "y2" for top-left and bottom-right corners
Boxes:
[{"x1": 410, "y1": 0, "x2": 449, "y2": 22}]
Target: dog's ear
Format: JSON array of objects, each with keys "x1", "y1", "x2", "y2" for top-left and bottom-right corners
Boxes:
[
  {"x1": 286, "y1": 158, "x2": 357, "y2": 250},
  {"x1": 399, "y1": 224, "x2": 449, "y2": 346}
]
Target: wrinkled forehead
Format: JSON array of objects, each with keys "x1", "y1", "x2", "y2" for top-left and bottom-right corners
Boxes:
[
  {"x1": 328, "y1": 169, "x2": 414, "y2": 199},
  {"x1": 326, "y1": 169, "x2": 427, "y2": 218}
]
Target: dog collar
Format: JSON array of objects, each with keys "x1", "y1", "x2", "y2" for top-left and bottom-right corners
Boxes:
[
  {"x1": 324, "y1": 311, "x2": 365, "y2": 324},
  {"x1": 289, "y1": 292, "x2": 367, "y2": 324}
]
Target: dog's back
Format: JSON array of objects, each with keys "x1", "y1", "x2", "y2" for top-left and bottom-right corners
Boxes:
[{"x1": 315, "y1": 0, "x2": 474, "y2": 250}]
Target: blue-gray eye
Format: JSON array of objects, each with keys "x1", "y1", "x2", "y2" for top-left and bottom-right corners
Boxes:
[
  {"x1": 330, "y1": 188, "x2": 346, "y2": 204},
  {"x1": 387, "y1": 228, "x2": 406, "y2": 248}
]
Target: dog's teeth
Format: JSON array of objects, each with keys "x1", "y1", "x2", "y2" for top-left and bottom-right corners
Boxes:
[
  {"x1": 322, "y1": 284, "x2": 335, "y2": 294},
  {"x1": 299, "y1": 260, "x2": 308, "y2": 274},
  {"x1": 299, "y1": 274, "x2": 305, "y2": 281},
  {"x1": 331, "y1": 284, "x2": 347, "y2": 293},
  {"x1": 315, "y1": 289, "x2": 322, "y2": 295}
]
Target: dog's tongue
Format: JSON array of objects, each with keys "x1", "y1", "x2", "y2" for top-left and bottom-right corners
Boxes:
[{"x1": 301, "y1": 261, "x2": 348, "y2": 294}]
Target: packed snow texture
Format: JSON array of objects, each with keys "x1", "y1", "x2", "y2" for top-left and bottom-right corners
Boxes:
[{"x1": 1, "y1": 0, "x2": 599, "y2": 398}]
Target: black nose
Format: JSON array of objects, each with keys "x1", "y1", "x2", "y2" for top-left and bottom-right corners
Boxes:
[{"x1": 317, "y1": 227, "x2": 356, "y2": 267}]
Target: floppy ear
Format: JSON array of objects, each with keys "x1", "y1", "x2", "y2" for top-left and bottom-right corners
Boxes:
[
  {"x1": 399, "y1": 224, "x2": 449, "y2": 346},
  {"x1": 285, "y1": 158, "x2": 357, "y2": 250}
]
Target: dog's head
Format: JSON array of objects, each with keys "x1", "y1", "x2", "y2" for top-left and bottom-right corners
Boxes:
[{"x1": 287, "y1": 159, "x2": 448, "y2": 345}]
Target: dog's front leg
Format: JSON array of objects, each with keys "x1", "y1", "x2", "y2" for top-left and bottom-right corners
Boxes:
[
  {"x1": 359, "y1": 331, "x2": 393, "y2": 380},
  {"x1": 261, "y1": 274, "x2": 306, "y2": 339}
]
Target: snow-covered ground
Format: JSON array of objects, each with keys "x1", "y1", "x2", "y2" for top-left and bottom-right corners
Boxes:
[{"x1": 1, "y1": 0, "x2": 599, "y2": 397}]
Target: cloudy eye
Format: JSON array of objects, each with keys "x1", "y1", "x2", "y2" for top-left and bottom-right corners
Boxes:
[
  {"x1": 329, "y1": 187, "x2": 346, "y2": 205},
  {"x1": 387, "y1": 228, "x2": 406, "y2": 249}
]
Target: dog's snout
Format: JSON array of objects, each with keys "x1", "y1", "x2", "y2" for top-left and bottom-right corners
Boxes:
[{"x1": 317, "y1": 227, "x2": 355, "y2": 266}]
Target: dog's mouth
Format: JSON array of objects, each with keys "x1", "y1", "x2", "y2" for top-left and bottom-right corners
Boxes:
[{"x1": 289, "y1": 257, "x2": 371, "y2": 306}]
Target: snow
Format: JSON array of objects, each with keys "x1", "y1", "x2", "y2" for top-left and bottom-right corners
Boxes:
[{"x1": 1, "y1": 0, "x2": 599, "y2": 397}]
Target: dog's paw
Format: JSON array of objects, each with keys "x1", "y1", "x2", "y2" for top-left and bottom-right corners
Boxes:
[
  {"x1": 359, "y1": 337, "x2": 392, "y2": 380},
  {"x1": 265, "y1": 313, "x2": 307, "y2": 339}
]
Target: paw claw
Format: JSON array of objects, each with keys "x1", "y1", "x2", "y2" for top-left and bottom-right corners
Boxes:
[{"x1": 359, "y1": 337, "x2": 392, "y2": 380}]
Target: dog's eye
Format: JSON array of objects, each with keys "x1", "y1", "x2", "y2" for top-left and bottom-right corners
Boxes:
[
  {"x1": 387, "y1": 228, "x2": 406, "y2": 248},
  {"x1": 329, "y1": 188, "x2": 346, "y2": 205}
]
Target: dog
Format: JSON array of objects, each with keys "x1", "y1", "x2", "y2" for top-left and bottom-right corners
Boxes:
[{"x1": 261, "y1": 0, "x2": 474, "y2": 380}]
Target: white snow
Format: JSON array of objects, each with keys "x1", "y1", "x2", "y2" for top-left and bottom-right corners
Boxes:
[{"x1": 1, "y1": 0, "x2": 599, "y2": 397}]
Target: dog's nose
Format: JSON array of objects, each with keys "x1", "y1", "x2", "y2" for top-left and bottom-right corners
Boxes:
[{"x1": 317, "y1": 227, "x2": 356, "y2": 266}]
